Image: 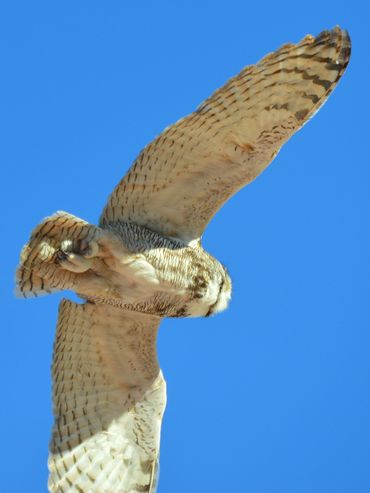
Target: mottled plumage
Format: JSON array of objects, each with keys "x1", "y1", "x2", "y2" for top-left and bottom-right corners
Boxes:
[
  {"x1": 49, "y1": 301, "x2": 165, "y2": 493},
  {"x1": 16, "y1": 27, "x2": 350, "y2": 493}
]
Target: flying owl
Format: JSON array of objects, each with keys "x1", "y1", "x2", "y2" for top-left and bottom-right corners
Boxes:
[{"x1": 16, "y1": 27, "x2": 350, "y2": 493}]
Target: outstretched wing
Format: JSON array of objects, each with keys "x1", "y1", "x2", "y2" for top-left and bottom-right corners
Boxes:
[
  {"x1": 48, "y1": 299, "x2": 166, "y2": 493},
  {"x1": 100, "y1": 27, "x2": 350, "y2": 243}
]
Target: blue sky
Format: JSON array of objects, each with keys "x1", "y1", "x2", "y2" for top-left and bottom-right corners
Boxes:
[{"x1": 2, "y1": 1, "x2": 369, "y2": 492}]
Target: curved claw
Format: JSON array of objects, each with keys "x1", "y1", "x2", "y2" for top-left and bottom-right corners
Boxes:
[{"x1": 56, "y1": 250, "x2": 93, "y2": 273}]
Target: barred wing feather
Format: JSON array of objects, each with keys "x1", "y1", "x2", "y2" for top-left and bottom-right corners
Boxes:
[
  {"x1": 101, "y1": 27, "x2": 350, "y2": 243},
  {"x1": 48, "y1": 300, "x2": 166, "y2": 493}
]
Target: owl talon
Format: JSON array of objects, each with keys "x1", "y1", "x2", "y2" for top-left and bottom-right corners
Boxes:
[
  {"x1": 56, "y1": 238, "x2": 98, "y2": 273},
  {"x1": 56, "y1": 251, "x2": 92, "y2": 273}
]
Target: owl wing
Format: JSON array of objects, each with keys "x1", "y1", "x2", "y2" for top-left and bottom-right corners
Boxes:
[
  {"x1": 48, "y1": 299, "x2": 166, "y2": 493},
  {"x1": 100, "y1": 27, "x2": 350, "y2": 243}
]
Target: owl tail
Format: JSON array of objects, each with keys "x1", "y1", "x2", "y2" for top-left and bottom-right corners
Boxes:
[{"x1": 15, "y1": 211, "x2": 100, "y2": 298}]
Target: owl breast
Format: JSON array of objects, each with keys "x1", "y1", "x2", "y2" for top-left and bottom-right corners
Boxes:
[{"x1": 184, "y1": 269, "x2": 232, "y2": 317}]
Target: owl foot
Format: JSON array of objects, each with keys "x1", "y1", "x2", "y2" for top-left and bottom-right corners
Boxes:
[
  {"x1": 56, "y1": 238, "x2": 100, "y2": 273},
  {"x1": 56, "y1": 250, "x2": 92, "y2": 273}
]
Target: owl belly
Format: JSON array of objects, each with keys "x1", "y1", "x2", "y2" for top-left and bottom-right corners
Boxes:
[
  {"x1": 85, "y1": 252, "x2": 232, "y2": 319},
  {"x1": 77, "y1": 228, "x2": 232, "y2": 318}
]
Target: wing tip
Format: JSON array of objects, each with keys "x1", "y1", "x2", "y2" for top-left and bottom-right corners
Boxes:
[
  {"x1": 263, "y1": 26, "x2": 351, "y2": 68},
  {"x1": 306, "y1": 26, "x2": 351, "y2": 72},
  {"x1": 313, "y1": 25, "x2": 351, "y2": 63}
]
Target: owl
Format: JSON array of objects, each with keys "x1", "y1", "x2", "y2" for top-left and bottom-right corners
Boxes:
[{"x1": 16, "y1": 27, "x2": 350, "y2": 493}]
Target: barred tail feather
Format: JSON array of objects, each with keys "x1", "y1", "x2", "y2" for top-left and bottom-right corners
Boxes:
[{"x1": 16, "y1": 211, "x2": 99, "y2": 298}]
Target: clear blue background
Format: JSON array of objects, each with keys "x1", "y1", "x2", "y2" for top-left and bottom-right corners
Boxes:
[{"x1": 2, "y1": 1, "x2": 369, "y2": 492}]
